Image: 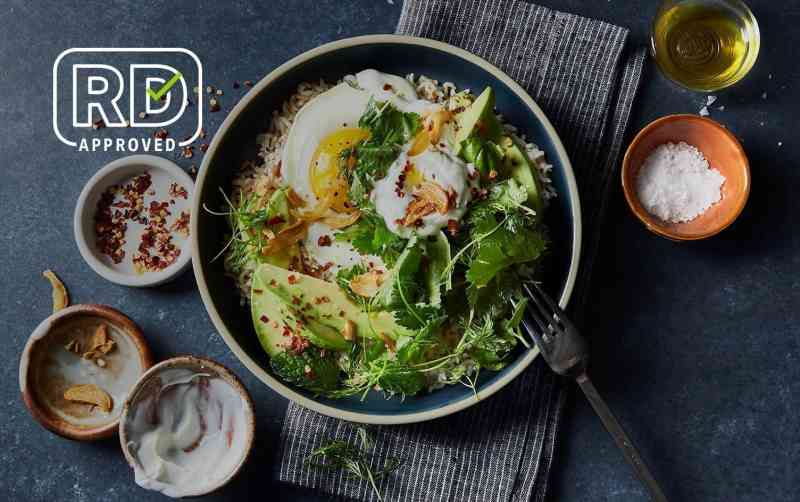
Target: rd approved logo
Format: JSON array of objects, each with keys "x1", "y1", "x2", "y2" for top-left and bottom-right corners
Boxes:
[{"x1": 53, "y1": 48, "x2": 203, "y2": 152}]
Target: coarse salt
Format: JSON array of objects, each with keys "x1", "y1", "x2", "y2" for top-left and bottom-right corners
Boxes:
[{"x1": 636, "y1": 142, "x2": 726, "y2": 223}]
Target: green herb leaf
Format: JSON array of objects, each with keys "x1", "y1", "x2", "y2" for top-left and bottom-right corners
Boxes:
[
  {"x1": 335, "y1": 207, "x2": 406, "y2": 266},
  {"x1": 343, "y1": 99, "x2": 421, "y2": 206},
  {"x1": 306, "y1": 427, "x2": 403, "y2": 502},
  {"x1": 270, "y1": 347, "x2": 341, "y2": 395}
]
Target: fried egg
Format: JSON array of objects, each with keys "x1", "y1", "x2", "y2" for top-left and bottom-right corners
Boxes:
[{"x1": 281, "y1": 69, "x2": 472, "y2": 268}]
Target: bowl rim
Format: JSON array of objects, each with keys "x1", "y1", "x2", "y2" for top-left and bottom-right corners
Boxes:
[
  {"x1": 191, "y1": 34, "x2": 582, "y2": 424},
  {"x1": 19, "y1": 304, "x2": 154, "y2": 440},
  {"x1": 118, "y1": 355, "x2": 256, "y2": 497},
  {"x1": 621, "y1": 113, "x2": 751, "y2": 241},
  {"x1": 73, "y1": 154, "x2": 194, "y2": 287}
]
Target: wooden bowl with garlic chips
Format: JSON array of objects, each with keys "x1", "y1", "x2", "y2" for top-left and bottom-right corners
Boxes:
[{"x1": 19, "y1": 305, "x2": 153, "y2": 440}]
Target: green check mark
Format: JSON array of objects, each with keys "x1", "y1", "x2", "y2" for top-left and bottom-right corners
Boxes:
[{"x1": 146, "y1": 71, "x2": 183, "y2": 102}]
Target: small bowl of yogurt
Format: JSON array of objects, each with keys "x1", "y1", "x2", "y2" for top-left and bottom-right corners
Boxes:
[{"x1": 119, "y1": 356, "x2": 255, "y2": 498}]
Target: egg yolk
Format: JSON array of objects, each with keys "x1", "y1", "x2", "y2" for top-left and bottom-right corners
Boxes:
[{"x1": 310, "y1": 128, "x2": 370, "y2": 212}]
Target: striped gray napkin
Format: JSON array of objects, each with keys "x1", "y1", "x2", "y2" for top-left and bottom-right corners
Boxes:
[{"x1": 278, "y1": 1, "x2": 646, "y2": 501}]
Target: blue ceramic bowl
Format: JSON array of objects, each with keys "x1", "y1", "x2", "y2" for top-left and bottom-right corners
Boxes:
[{"x1": 192, "y1": 35, "x2": 581, "y2": 424}]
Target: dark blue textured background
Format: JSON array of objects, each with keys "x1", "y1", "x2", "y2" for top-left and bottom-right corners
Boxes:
[{"x1": 1, "y1": 1, "x2": 797, "y2": 501}]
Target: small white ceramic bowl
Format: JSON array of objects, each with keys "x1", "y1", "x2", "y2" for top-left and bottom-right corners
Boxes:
[
  {"x1": 74, "y1": 154, "x2": 194, "y2": 287},
  {"x1": 119, "y1": 356, "x2": 255, "y2": 497}
]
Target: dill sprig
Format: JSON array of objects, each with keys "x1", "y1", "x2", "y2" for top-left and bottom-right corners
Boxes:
[
  {"x1": 204, "y1": 187, "x2": 285, "y2": 273},
  {"x1": 306, "y1": 427, "x2": 402, "y2": 502}
]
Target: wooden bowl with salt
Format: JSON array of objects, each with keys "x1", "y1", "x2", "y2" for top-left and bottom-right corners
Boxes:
[{"x1": 622, "y1": 114, "x2": 750, "y2": 241}]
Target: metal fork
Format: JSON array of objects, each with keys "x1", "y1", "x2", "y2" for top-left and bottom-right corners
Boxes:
[{"x1": 519, "y1": 282, "x2": 669, "y2": 502}]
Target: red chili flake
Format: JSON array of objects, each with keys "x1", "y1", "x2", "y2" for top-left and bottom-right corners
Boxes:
[
  {"x1": 200, "y1": 143, "x2": 209, "y2": 153},
  {"x1": 317, "y1": 235, "x2": 332, "y2": 247},
  {"x1": 338, "y1": 310, "x2": 346, "y2": 317},
  {"x1": 291, "y1": 296, "x2": 301, "y2": 306},
  {"x1": 267, "y1": 216, "x2": 285, "y2": 226},
  {"x1": 447, "y1": 219, "x2": 460, "y2": 236},
  {"x1": 253, "y1": 288, "x2": 264, "y2": 294},
  {"x1": 287, "y1": 274, "x2": 299, "y2": 284},
  {"x1": 259, "y1": 315, "x2": 269, "y2": 323},
  {"x1": 289, "y1": 335, "x2": 309, "y2": 354},
  {"x1": 383, "y1": 83, "x2": 393, "y2": 91},
  {"x1": 154, "y1": 128, "x2": 169, "y2": 140},
  {"x1": 92, "y1": 118, "x2": 105, "y2": 130},
  {"x1": 273, "y1": 161, "x2": 282, "y2": 178},
  {"x1": 209, "y1": 97, "x2": 221, "y2": 112},
  {"x1": 447, "y1": 188, "x2": 458, "y2": 208},
  {"x1": 244, "y1": 80, "x2": 253, "y2": 87},
  {"x1": 269, "y1": 279, "x2": 278, "y2": 287},
  {"x1": 181, "y1": 146, "x2": 194, "y2": 159},
  {"x1": 168, "y1": 183, "x2": 189, "y2": 200}
]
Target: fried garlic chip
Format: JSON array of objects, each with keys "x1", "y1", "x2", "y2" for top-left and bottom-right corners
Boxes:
[{"x1": 42, "y1": 270, "x2": 69, "y2": 313}]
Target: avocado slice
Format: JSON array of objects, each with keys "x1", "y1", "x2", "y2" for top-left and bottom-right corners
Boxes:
[
  {"x1": 454, "y1": 87, "x2": 504, "y2": 154},
  {"x1": 250, "y1": 263, "x2": 411, "y2": 357},
  {"x1": 251, "y1": 268, "x2": 348, "y2": 355},
  {"x1": 501, "y1": 135, "x2": 543, "y2": 213}
]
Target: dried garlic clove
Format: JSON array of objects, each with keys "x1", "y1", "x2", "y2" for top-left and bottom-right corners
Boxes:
[
  {"x1": 42, "y1": 270, "x2": 69, "y2": 313},
  {"x1": 401, "y1": 181, "x2": 450, "y2": 227},
  {"x1": 96, "y1": 358, "x2": 107, "y2": 368},
  {"x1": 261, "y1": 220, "x2": 309, "y2": 256},
  {"x1": 318, "y1": 209, "x2": 360, "y2": 229},
  {"x1": 342, "y1": 320, "x2": 356, "y2": 341},
  {"x1": 97, "y1": 340, "x2": 116, "y2": 354},
  {"x1": 286, "y1": 188, "x2": 306, "y2": 208},
  {"x1": 423, "y1": 109, "x2": 452, "y2": 144},
  {"x1": 89, "y1": 324, "x2": 109, "y2": 350},
  {"x1": 64, "y1": 340, "x2": 81, "y2": 354},
  {"x1": 380, "y1": 333, "x2": 397, "y2": 352},
  {"x1": 408, "y1": 129, "x2": 431, "y2": 156},
  {"x1": 64, "y1": 384, "x2": 113, "y2": 413},
  {"x1": 349, "y1": 270, "x2": 384, "y2": 298}
]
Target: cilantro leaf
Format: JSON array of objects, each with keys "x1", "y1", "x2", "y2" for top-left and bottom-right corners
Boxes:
[
  {"x1": 342, "y1": 99, "x2": 422, "y2": 207},
  {"x1": 463, "y1": 179, "x2": 547, "y2": 290},
  {"x1": 335, "y1": 207, "x2": 406, "y2": 267}
]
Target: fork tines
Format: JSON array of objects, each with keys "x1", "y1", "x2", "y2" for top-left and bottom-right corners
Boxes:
[{"x1": 521, "y1": 282, "x2": 564, "y2": 344}]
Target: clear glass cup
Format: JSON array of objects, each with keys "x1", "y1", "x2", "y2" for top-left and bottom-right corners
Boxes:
[{"x1": 650, "y1": 0, "x2": 760, "y2": 92}]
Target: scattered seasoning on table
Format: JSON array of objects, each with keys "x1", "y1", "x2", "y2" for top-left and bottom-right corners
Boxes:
[{"x1": 636, "y1": 142, "x2": 726, "y2": 223}]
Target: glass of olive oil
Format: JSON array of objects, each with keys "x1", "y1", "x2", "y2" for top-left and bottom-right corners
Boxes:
[{"x1": 651, "y1": 0, "x2": 760, "y2": 91}]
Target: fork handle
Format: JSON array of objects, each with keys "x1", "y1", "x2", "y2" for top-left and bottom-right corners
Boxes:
[{"x1": 576, "y1": 373, "x2": 669, "y2": 502}]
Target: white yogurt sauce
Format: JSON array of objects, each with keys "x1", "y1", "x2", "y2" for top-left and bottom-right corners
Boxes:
[
  {"x1": 354, "y1": 69, "x2": 441, "y2": 115},
  {"x1": 302, "y1": 222, "x2": 385, "y2": 272},
  {"x1": 125, "y1": 369, "x2": 249, "y2": 498},
  {"x1": 373, "y1": 145, "x2": 477, "y2": 237}
]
